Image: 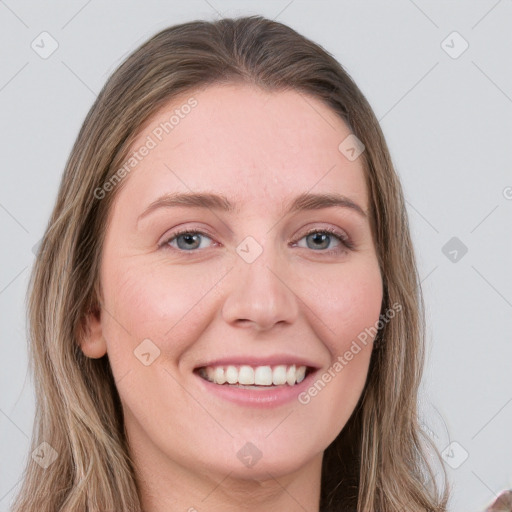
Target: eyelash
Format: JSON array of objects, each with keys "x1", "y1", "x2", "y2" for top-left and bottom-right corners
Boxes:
[{"x1": 159, "y1": 226, "x2": 355, "y2": 256}]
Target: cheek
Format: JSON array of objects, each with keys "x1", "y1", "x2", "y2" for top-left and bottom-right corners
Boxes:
[
  {"x1": 100, "y1": 257, "x2": 226, "y2": 363},
  {"x1": 297, "y1": 258, "x2": 383, "y2": 357},
  {"x1": 296, "y1": 263, "x2": 382, "y2": 433}
]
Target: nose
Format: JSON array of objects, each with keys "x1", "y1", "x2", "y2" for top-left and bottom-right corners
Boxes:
[{"x1": 221, "y1": 243, "x2": 299, "y2": 332}]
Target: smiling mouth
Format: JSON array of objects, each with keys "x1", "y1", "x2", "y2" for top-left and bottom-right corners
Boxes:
[{"x1": 195, "y1": 364, "x2": 315, "y2": 388}]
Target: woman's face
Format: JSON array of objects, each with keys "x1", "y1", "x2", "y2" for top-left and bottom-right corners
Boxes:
[{"x1": 83, "y1": 84, "x2": 382, "y2": 483}]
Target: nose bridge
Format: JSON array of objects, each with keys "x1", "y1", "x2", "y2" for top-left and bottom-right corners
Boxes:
[{"x1": 221, "y1": 233, "x2": 299, "y2": 330}]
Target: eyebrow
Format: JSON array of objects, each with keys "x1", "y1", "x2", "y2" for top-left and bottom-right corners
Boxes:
[{"x1": 137, "y1": 191, "x2": 367, "y2": 224}]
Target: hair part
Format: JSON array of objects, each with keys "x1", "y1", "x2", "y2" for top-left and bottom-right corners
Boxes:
[{"x1": 12, "y1": 15, "x2": 450, "y2": 511}]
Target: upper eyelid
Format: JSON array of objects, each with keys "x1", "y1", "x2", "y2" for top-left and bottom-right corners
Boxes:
[
  {"x1": 161, "y1": 225, "x2": 347, "y2": 240},
  {"x1": 161, "y1": 229, "x2": 213, "y2": 246}
]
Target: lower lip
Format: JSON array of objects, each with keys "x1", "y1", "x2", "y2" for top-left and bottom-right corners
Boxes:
[{"x1": 194, "y1": 370, "x2": 317, "y2": 408}]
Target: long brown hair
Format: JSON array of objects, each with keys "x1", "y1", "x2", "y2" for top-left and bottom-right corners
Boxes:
[{"x1": 12, "y1": 15, "x2": 450, "y2": 511}]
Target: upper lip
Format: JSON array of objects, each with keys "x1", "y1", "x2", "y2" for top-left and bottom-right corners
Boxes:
[{"x1": 194, "y1": 355, "x2": 322, "y2": 370}]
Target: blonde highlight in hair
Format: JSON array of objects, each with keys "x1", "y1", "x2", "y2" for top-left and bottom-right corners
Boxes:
[{"x1": 12, "y1": 15, "x2": 450, "y2": 511}]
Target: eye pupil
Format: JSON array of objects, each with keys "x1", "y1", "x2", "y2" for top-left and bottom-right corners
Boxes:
[
  {"x1": 178, "y1": 233, "x2": 201, "y2": 250},
  {"x1": 308, "y1": 232, "x2": 329, "y2": 250}
]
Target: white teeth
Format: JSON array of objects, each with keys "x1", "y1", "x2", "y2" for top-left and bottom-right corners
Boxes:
[
  {"x1": 272, "y1": 365, "x2": 287, "y2": 385},
  {"x1": 296, "y1": 365, "x2": 306, "y2": 383},
  {"x1": 238, "y1": 365, "x2": 255, "y2": 385},
  {"x1": 214, "y1": 366, "x2": 226, "y2": 384},
  {"x1": 286, "y1": 364, "x2": 296, "y2": 386},
  {"x1": 200, "y1": 364, "x2": 308, "y2": 386},
  {"x1": 254, "y1": 366, "x2": 273, "y2": 385},
  {"x1": 205, "y1": 366, "x2": 215, "y2": 381},
  {"x1": 225, "y1": 365, "x2": 238, "y2": 384}
]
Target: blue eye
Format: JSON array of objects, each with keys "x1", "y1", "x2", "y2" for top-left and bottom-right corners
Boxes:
[
  {"x1": 293, "y1": 227, "x2": 354, "y2": 255},
  {"x1": 160, "y1": 227, "x2": 354, "y2": 255},
  {"x1": 163, "y1": 229, "x2": 213, "y2": 251}
]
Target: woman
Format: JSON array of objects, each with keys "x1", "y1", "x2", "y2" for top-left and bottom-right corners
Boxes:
[{"x1": 12, "y1": 15, "x2": 450, "y2": 511}]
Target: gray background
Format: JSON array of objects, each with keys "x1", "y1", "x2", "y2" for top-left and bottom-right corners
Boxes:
[{"x1": 1, "y1": 1, "x2": 511, "y2": 511}]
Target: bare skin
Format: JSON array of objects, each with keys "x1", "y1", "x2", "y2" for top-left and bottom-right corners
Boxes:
[{"x1": 81, "y1": 83, "x2": 383, "y2": 512}]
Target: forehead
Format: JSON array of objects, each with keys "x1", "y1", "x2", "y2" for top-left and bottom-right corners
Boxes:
[{"x1": 116, "y1": 83, "x2": 368, "y2": 215}]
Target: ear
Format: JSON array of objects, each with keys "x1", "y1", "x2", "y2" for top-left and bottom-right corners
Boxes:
[{"x1": 79, "y1": 306, "x2": 107, "y2": 359}]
